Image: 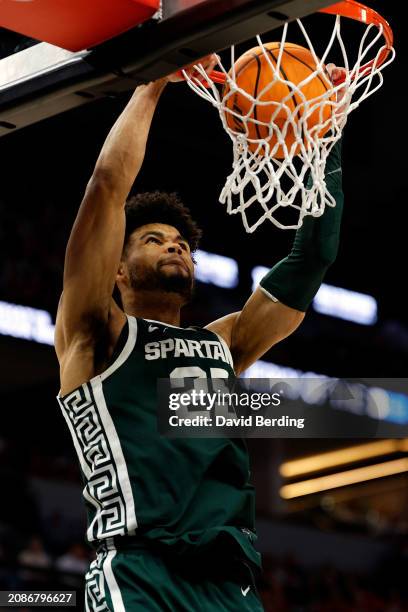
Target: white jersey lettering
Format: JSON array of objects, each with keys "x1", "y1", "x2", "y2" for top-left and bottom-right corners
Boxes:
[
  {"x1": 174, "y1": 338, "x2": 192, "y2": 358},
  {"x1": 144, "y1": 337, "x2": 231, "y2": 365},
  {"x1": 160, "y1": 338, "x2": 175, "y2": 358},
  {"x1": 212, "y1": 343, "x2": 225, "y2": 361},
  {"x1": 188, "y1": 340, "x2": 205, "y2": 358},
  {"x1": 145, "y1": 342, "x2": 161, "y2": 360}
]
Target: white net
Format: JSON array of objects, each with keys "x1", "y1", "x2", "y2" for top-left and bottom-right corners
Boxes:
[{"x1": 183, "y1": 10, "x2": 395, "y2": 232}]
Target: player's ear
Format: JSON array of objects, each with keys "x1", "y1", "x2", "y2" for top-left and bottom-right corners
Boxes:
[{"x1": 116, "y1": 260, "x2": 128, "y2": 283}]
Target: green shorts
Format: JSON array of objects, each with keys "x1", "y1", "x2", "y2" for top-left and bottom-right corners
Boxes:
[{"x1": 85, "y1": 538, "x2": 264, "y2": 611}]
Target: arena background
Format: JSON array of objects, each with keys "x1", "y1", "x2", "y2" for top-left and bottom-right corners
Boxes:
[{"x1": 0, "y1": 2, "x2": 407, "y2": 610}]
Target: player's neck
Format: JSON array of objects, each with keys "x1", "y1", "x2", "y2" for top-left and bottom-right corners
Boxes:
[{"x1": 122, "y1": 290, "x2": 182, "y2": 326}]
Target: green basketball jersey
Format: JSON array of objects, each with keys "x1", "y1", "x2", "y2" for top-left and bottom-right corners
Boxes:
[{"x1": 57, "y1": 315, "x2": 260, "y2": 569}]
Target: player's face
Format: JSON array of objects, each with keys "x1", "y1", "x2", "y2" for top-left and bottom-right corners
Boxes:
[{"x1": 122, "y1": 223, "x2": 195, "y2": 301}]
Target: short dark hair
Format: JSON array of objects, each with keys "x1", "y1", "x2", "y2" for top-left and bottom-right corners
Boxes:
[{"x1": 124, "y1": 191, "x2": 202, "y2": 253}]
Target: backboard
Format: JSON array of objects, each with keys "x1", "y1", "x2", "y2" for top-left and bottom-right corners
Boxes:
[{"x1": 0, "y1": 0, "x2": 336, "y2": 137}]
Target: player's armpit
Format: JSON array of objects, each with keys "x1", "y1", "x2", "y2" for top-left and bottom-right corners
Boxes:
[
  {"x1": 206, "y1": 288, "x2": 304, "y2": 376},
  {"x1": 54, "y1": 293, "x2": 66, "y2": 360},
  {"x1": 206, "y1": 312, "x2": 239, "y2": 352}
]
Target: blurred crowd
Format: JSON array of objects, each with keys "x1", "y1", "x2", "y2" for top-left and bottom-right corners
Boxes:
[
  {"x1": 259, "y1": 553, "x2": 408, "y2": 612},
  {"x1": 0, "y1": 535, "x2": 88, "y2": 612},
  {"x1": 0, "y1": 535, "x2": 90, "y2": 588}
]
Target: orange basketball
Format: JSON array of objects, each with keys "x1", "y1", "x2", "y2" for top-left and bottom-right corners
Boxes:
[{"x1": 222, "y1": 42, "x2": 335, "y2": 159}]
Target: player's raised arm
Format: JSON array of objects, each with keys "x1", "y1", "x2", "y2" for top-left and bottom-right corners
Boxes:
[
  {"x1": 55, "y1": 79, "x2": 169, "y2": 354},
  {"x1": 209, "y1": 137, "x2": 344, "y2": 374},
  {"x1": 56, "y1": 55, "x2": 219, "y2": 355}
]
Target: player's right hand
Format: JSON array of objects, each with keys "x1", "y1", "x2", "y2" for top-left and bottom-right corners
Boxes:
[{"x1": 166, "y1": 53, "x2": 219, "y2": 83}]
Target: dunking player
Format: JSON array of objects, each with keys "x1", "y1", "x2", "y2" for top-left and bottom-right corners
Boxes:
[{"x1": 55, "y1": 56, "x2": 345, "y2": 610}]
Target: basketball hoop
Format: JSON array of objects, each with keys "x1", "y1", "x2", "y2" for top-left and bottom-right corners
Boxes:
[{"x1": 183, "y1": 0, "x2": 395, "y2": 232}]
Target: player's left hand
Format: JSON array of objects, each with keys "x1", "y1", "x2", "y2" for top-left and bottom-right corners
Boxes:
[{"x1": 326, "y1": 63, "x2": 347, "y2": 85}]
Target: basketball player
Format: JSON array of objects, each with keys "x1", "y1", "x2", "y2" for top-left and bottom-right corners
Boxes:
[{"x1": 55, "y1": 55, "x2": 346, "y2": 610}]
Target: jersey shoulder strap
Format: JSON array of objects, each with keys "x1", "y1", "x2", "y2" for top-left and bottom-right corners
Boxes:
[{"x1": 99, "y1": 315, "x2": 138, "y2": 382}]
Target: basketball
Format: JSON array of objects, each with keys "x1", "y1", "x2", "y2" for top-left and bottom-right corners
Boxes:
[{"x1": 222, "y1": 42, "x2": 335, "y2": 159}]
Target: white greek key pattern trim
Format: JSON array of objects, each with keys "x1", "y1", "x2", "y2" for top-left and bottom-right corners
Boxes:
[
  {"x1": 58, "y1": 382, "x2": 136, "y2": 541},
  {"x1": 85, "y1": 552, "x2": 109, "y2": 611}
]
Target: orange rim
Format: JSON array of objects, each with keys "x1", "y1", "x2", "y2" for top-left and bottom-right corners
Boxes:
[
  {"x1": 205, "y1": 0, "x2": 394, "y2": 84},
  {"x1": 320, "y1": 0, "x2": 394, "y2": 74}
]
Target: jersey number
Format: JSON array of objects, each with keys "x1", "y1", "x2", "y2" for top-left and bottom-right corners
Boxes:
[{"x1": 169, "y1": 366, "x2": 232, "y2": 417}]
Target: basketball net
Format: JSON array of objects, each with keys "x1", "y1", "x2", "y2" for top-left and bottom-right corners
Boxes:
[{"x1": 183, "y1": 1, "x2": 395, "y2": 232}]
